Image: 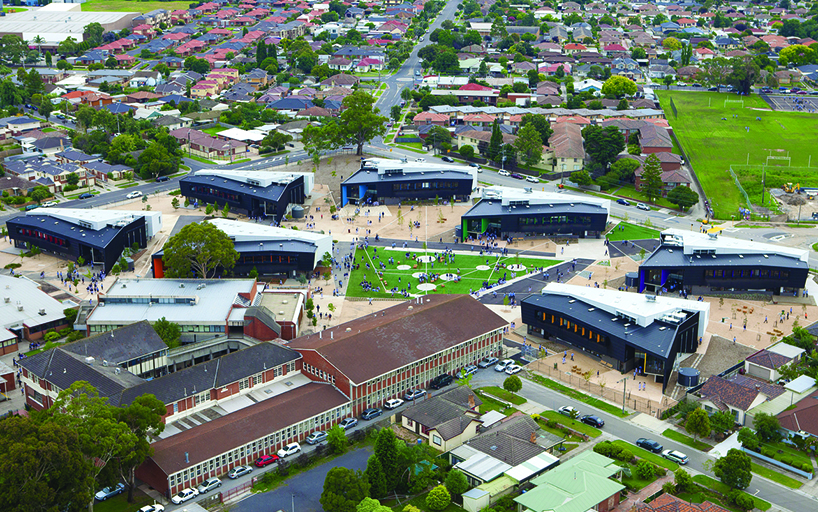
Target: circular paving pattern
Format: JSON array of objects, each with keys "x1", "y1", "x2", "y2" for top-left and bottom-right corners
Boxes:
[
  {"x1": 412, "y1": 272, "x2": 425, "y2": 279},
  {"x1": 416, "y1": 255, "x2": 434, "y2": 263},
  {"x1": 507, "y1": 264, "x2": 527, "y2": 272},
  {"x1": 417, "y1": 283, "x2": 436, "y2": 291},
  {"x1": 476, "y1": 265, "x2": 491, "y2": 271},
  {"x1": 440, "y1": 273, "x2": 458, "y2": 281},
  {"x1": 397, "y1": 265, "x2": 411, "y2": 270}
]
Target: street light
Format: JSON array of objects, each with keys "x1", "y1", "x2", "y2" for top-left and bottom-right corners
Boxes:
[{"x1": 617, "y1": 376, "x2": 628, "y2": 414}]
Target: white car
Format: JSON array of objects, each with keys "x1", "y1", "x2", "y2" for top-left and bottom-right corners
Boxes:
[
  {"x1": 41, "y1": 201, "x2": 58, "y2": 207},
  {"x1": 525, "y1": 176, "x2": 539, "y2": 183},
  {"x1": 498, "y1": 170, "x2": 510, "y2": 177},
  {"x1": 505, "y1": 364, "x2": 522, "y2": 375},
  {"x1": 126, "y1": 191, "x2": 143, "y2": 199},
  {"x1": 557, "y1": 405, "x2": 579, "y2": 417},
  {"x1": 636, "y1": 203, "x2": 650, "y2": 211},
  {"x1": 384, "y1": 398, "x2": 404, "y2": 410},
  {"x1": 139, "y1": 506, "x2": 165, "y2": 512},
  {"x1": 170, "y1": 488, "x2": 199, "y2": 505},
  {"x1": 277, "y1": 442, "x2": 301, "y2": 458},
  {"x1": 495, "y1": 359, "x2": 514, "y2": 372},
  {"x1": 197, "y1": 477, "x2": 221, "y2": 494}
]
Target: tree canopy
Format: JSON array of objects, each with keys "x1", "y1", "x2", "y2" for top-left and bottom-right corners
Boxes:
[
  {"x1": 667, "y1": 186, "x2": 699, "y2": 211},
  {"x1": 601, "y1": 76, "x2": 637, "y2": 98},
  {"x1": 320, "y1": 467, "x2": 370, "y2": 512},
  {"x1": 714, "y1": 448, "x2": 752, "y2": 489},
  {"x1": 161, "y1": 222, "x2": 239, "y2": 279},
  {"x1": 640, "y1": 154, "x2": 664, "y2": 204}
]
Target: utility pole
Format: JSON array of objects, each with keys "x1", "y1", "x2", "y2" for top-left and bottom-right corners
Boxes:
[{"x1": 618, "y1": 376, "x2": 628, "y2": 414}]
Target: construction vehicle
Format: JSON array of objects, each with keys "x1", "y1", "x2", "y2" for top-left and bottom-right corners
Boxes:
[{"x1": 783, "y1": 183, "x2": 794, "y2": 193}]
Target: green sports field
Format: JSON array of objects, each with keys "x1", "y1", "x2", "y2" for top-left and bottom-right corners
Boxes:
[
  {"x1": 346, "y1": 246, "x2": 560, "y2": 298},
  {"x1": 81, "y1": 0, "x2": 191, "y2": 12},
  {"x1": 657, "y1": 91, "x2": 818, "y2": 219}
]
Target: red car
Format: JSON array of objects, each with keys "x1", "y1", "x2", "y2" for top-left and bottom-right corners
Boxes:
[{"x1": 254, "y1": 454, "x2": 280, "y2": 467}]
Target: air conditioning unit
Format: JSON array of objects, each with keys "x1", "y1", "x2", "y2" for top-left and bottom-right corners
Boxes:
[
  {"x1": 17, "y1": 304, "x2": 23, "y2": 312},
  {"x1": 3, "y1": 297, "x2": 9, "y2": 303}
]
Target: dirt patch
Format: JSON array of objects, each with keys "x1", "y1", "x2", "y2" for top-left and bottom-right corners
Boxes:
[{"x1": 695, "y1": 335, "x2": 757, "y2": 381}]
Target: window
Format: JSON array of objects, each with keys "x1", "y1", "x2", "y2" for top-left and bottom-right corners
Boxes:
[{"x1": 432, "y1": 435, "x2": 442, "y2": 446}]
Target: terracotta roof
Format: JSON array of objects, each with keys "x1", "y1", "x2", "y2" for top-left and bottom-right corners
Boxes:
[
  {"x1": 779, "y1": 393, "x2": 818, "y2": 435},
  {"x1": 291, "y1": 295, "x2": 506, "y2": 385},
  {"x1": 747, "y1": 349, "x2": 793, "y2": 370},
  {"x1": 698, "y1": 375, "x2": 761, "y2": 411},
  {"x1": 634, "y1": 493, "x2": 730, "y2": 512}
]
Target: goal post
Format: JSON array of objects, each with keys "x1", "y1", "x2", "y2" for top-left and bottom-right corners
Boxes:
[
  {"x1": 724, "y1": 99, "x2": 744, "y2": 108},
  {"x1": 766, "y1": 155, "x2": 791, "y2": 166}
]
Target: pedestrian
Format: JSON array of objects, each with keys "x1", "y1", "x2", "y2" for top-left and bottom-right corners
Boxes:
[{"x1": 570, "y1": 352, "x2": 574, "y2": 361}]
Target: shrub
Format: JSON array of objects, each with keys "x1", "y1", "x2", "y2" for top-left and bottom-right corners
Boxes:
[
  {"x1": 43, "y1": 331, "x2": 60, "y2": 342},
  {"x1": 634, "y1": 460, "x2": 655, "y2": 480},
  {"x1": 780, "y1": 456, "x2": 792, "y2": 466},
  {"x1": 426, "y1": 485, "x2": 451, "y2": 511},
  {"x1": 547, "y1": 419, "x2": 558, "y2": 428},
  {"x1": 732, "y1": 492, "x2": 755, "y2": 511},
  {"x1": 58, "y1": 327, "x2": 72, "y2": 337},
  {"x1": 662, "y1": 481, "x2": 677, "y2": 495},
  {"x1": 802, "y1": 462, "x2": 813, "y2": 473},
  {"x1": 653, "y1": 464, "x2": 666, "y2": 477},
  {"x1": 616, "y1": 449, "x2": 634, "y2": 463},
  {"x1": 66, "y1": 331, "x2": 85, "y2": 342},
  {"x1": 760, "y1": 447, "x2": 774, "y2": 458}
]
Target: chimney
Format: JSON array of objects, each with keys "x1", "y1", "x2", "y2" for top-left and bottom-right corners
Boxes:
[
  {"x1": 530, "y1": 432, "x2": 537, "y2": 444},
  {"x1": 468, "y1": 394, "x2": 475, "y2": 409}
]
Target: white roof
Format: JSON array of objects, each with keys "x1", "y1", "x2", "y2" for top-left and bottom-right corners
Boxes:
[
  {"x1": 504, "y1": 451, "x2": 560, "y2": 482},
  {"x1": 218, "y1": 127, "x2": 266, "y2": 142},
  {"x1": 87, "y1": 278, "x2": 256, "y2": 326},
  {"x1": 452, "y1": 445, "x2": 512, "y2": 482},
  {"x1": 768, "y1": 342, "x2": 806, "y2": 360},
  {"x1": 785, "y1": 375, "x2": 816, "y2": 394},
  {"x1": 28, "y1": 208, "x2": 156, "y2": 231},
  {"x1": 541, "y1": 282, "x2": 711, "y2": 331},
  {"x1": 0, "y1": 10, "x2": 137, "y2": 45},
  {"x1": 207, "y1": 218, "x2": 330, "y2": 245},
  {"x1": 0, "y1": 275, "x2": 67, "y2": 331},
  {"x1": 661, "y1": 228, "x2": 809, "y2": 263},
  {"x1": 478, "y1": 410, "x2": 506, "y2": 429},
  {"x1": 193, "y1": 169, "x2": 305, "y2": 188},
  {"x1": 480, "y1": 186, "x2": 610, "y2": 212},
  {"x1": 360, "y1": 158, "x2": 476, "y2": 178}
]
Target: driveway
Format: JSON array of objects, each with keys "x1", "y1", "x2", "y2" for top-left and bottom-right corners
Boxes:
[{"x1": 232, "y1": 447, "x2": 373, "y2": 512}]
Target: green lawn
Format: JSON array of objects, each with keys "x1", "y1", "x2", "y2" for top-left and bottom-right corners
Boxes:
[
  {"x1": 614, "y1": 185, "x2": 676, "y2": 209},
  {"x1": 528, "y1": 374, "x2": 630, "y2": 418},
  {"x1": 751, "y1": 462, "x2": 803, "y2": 489},
  {"x1": 759, "y1": 440, "x2": 812, "y2": 467},
  {"x1": 93, "y1": 491, "x2": 158, "y2": 512},
  {"x1": 692, "y1": 475, "x2": 771, "y2": 511},
  {"x1": 476, "y1": 392, "x2": 518, "y2": 417},
  {"x1": 478, "y1": 386, "x2": 527, "y2": 406},
  {"x1": 202, "y1": 125, "x2": 227, "y2": 136},
  {"x1": 185, "y1": 154, "x2": 217, "y2": 165},
  {"x1": 81, "y1": 0, "x2": 191, "y2": 11},
  {"x1": 657, "y1": 90, "x2": 818, "y2": 220},
  {"x1": 611, "y1": 440, "x2": 679, "y2": 470},
  {"x1": 605, "y1": 222, "x2": 661, "y2": 241},
  {"x1": 116, "y1": 182, "x2": 140, "y2": 189},
  {"x1": 64, "y1": 190, "x2": 100, "y2": 199},
  {"x1": 42, "y1": 127, "x2": 56, "y2": 133},
  {"x1": 345, "y1": 246, "x2": 560, "y2": 298},
  {"x1": 539, "y1": 410, "x2": 602, "y2": 438},
  {"x1": 662, "y1": 429, "x2": 712, "y2": 452},
  {"x1": 619, "y1": 461, "x2": 658, "y2": 490}
]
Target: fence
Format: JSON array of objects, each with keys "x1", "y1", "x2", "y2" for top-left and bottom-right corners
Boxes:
[
  {"x1": 741, "y1": 447, "x2": 813, "y2": 479},
  {"x1": 670, "y1": 97, "x2": 678, "y2": 118},
  {"x1": 527, "y1": 359, "x2": 677, "y2": 418},
  {"x1": 221, "y1": 477, "x2": 256, "y2": 503}
]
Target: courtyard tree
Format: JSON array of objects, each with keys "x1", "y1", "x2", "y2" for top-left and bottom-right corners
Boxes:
[
  {"x1": 714, "y1": 448, "x2": 752, "y2": 489},
  {"x1": 113, "y1": 394, "x2": 166, "y2": 503},
  {"x1": 753, "y1": 412, "x2": 781, "y2": 442},
  {"x1": 319, "y1": 467, "x2": 370, "y2": 512},
  {"x1": 152, "y1": 317, "x2": 182, "y2": 348},
  {"x1": 365, "y1": 455, "x2": 387, "y2": 499},
  {"x1": 162, "y1": 222, "x2": 239, "y2": 279},
  {"x1": 374, "y1": 428, "x2": 400, "y2": 492}
]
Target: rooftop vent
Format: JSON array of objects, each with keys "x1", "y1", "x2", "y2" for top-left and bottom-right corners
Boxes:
[
  {"x1": 659, "y1": 326, "x2": 667, "y2": 331},
  {"x1": 38, "y1": 308, "x2": 46, "y2": 316},
  {"x1": 568, "y1": 299, "x2": 575, "y2": 303},
  {"x1": 646, "y1": 295, "x2": 657, "y2": 302},
  {"x1": 668, "y1": 249, "x2": 673, "y2": 253},
  {"x1": 3, "y1": 297, "x2": 9, "y2": 304},
  {"x1": 179, "y1": 283, "x2": 185, "y2": 288},
  {"x1": 763, "y1": 254, "x2": 769, "y2": 258},
  {"x1": 739, "y1": 254, "x2": 743, "y2": 258},
  {"x1": 588, "y1": 307, "x2": 595, "y2": 312}
]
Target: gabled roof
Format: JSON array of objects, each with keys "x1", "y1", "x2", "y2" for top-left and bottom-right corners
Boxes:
[
  {"x1": 746, "y1": 349, "x2": 793, "y2": 370},
  {"x1": 699, "y1": 375, "x2": 762, "y2": 411},
  {"x1": 402, "y1": 386, "x2": 482, "y2": 439}
]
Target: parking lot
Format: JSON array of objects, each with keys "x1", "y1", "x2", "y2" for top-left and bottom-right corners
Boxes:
[{"x1": 761, "y1": 93, "x2": 818, "y2": 112}]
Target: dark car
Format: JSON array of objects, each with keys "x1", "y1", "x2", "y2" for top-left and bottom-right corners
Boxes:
[
  {"x1": 510, "y1": 173, "x2": 524, "y2": 179},
  {"x1": 361, "y1": 408, "x2": 382, "y2": 420},
  {"x1": 616, "y1": 199, "x2": 630, "y2": 206},
  {"x1": 78, "y1": 193, "x2": 93, "y2": 199},
  {"x1": 691, "y1": 83, "x2": 703, "y2": 88},
  {"x1": 155, "y1": 176, "x2": 170, "y2": 182},
  {"x1": 441, "y1": 156, "x2": 454, "y2": 163},
  {"x1": 429, "y1": 373, "x2": 454, "y2": 390},
  {"x1": 708, "y1": 86, "x2": 718, "y2": 91},
  {"x1": 636, "y1": 438, "x2": 664, "y2": 453},
  {"x1": 580, "y1": 415, "x2": 604, "y2": 428}
]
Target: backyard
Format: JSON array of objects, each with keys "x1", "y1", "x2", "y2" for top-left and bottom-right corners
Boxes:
[
  {"x1": 346, "y1": 246, "x2": 560, "y2": 298},
  {"x1": 657, "y1": 91, "x2": 818, "y2": 219}
]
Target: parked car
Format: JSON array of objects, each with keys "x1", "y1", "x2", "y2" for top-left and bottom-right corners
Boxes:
[
  {"x1": 636, "y1": 438, "x2": 664, "y2": 453},
  {"x1": 636, "y1": 203, "x2": 650, "y2": 211},
  {"x1": 469, "y1": 162, "x2": 481, "y2": 169},
  {"x1": 254, "y1": 454, "x2": 280, "y2": 467},
  {"x1": 478, "y1": 356, "x2": 499, "y2": 368},
  {"x1": 228, "y1": 465, "x2": 253, "y2": 479},
  {"x1": 95, "y1": 483, "x2": 125, "y2": 501},
  {"x1": 339, "y1": 417, "x2": 359, "y2": 430},
  {"x1": 404, "y1": 389, "x2": 427, "y2": 401},
  {"x1": 429, "y1": 373, "x2": 454, "y2": 389},
  {"x1": 78, "y1": 193, "x2": 93, "y2": 199},
  {"x1": 361, "y1": 408, "x2": 383, "y2": 420},
  {"x1": 505, "y1": 364, "x2": 522, "y2": 375},
  {"x1": 498, "y1": 170, "x2": 510, "y2": 177},
  {"x1": 662, "y1": 449, "x2": 689, "y2": 465},
  {"x1": 24, "y1": 204, "x2": 39, "y2": 211},
  {"x1": 456, "y1": 364, "x2": 478, "y2": 378},
  {"x1": 277, "y1": 442, "x2": 301, "y2": 458},
  {"x1": 170, "y1": 488, "x2": 199, "y2": 505},
  {"x1": 495, "y1": 359, "x2": 514, "y2": 372},
  {"x1": 197, "y1": 477, "x2": 222, "y2": 494},
  {"x1": 155, "y1": 176, "x2": 170, "y2": 182},
  {"x1": 306, "y1": 431, "x2": 328, "y2": 445},
  {"x1": 557, "y1": 406, "x2": 579, "y2": 417},
  {"x1": 126, "y1": 191, "x2": 143, "y2": 199},
  {"x1": 581, "y1": 415, "x2": 604, "y2": 428},
  {"x1": 616, "y1": 199, "x2": 630, "y2": 206},
  {"x1": 384, "y1": 398, "x2": 404, "y2": 410},
  {"x1": 414, "y1": 70, "x2": 421, "y2": 76},
  {"x1": 139, "y1": 505, "x2": 165, "y2": 512},
  {"x1": 441, "y1": 156, "x2": 454, "y2": 163},
  {"x1": 691, "y1": 83, "x2": 702, "y2": 88},
  {"x1": 525, "y1": 176, "x2": 539, "y2": 183},
  {"x1": 708, "y1": 86, "x2": 718, "y2": 91},
  {"x1": 41, "y1": 201, "x2": 58, "y2": 207},
  {"x1": 510, "y1": 173, "x2": 524, "y2": 179}
]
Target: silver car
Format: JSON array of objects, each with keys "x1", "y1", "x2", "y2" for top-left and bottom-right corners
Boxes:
[{"x1": 197, "y1": 477, "x2": 221, "y2": 494}]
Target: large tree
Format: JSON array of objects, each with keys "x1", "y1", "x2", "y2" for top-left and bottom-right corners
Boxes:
[
  {"x1": 685, "y1": 407, "x2": 711, "y2": 442},
  {"x1": 0, "y1": 415, "x2": 93, "y2": 512},
  {"x1": 84, "y1": 23, "x2": 105, "y2": 45},
  {"x1": 753, "y1": 412, "x2": 781, "y2": 442},
  {"x1": 778, "y1": 44, "x2": 815, "y2": 67},
  {"x1": 640, "y1": 153, "x2": 664, "y2": 203},
  {"x1": 667, "y1": 185, "x2": 699, "y2": 210},
  {"x1": 726, "y1": 56, "x2": 760, "y2": 95},
  {"x1": 137, "y1": 141, "x2": 178, "y2": 180},
  {"x1": 364, "y1": 454, "x2": 387, "y2": 498},
  {"x1": 161, "y1": 222, "x2": 239, "y2": 279},
  {"x1": 601, "y1": 75, "x2": 637, "y2": 98},
  {"x1": 374, "y1": 428, "x2": 400, "y2": 493},
  {"x1": 444, "y1": 469, "x2": 469, "y2": 499},
  {"x1": 320, "y1": 467, "x2": 370, "y2": 512},
  {"x1": 337, "y1": 91, "x2": 388, "y2": 155},
  {"x1": 513, "y1": 122, "x2": 543, "y2": 168},
  {"x1": 486, "y1": 120, "x2": 504, "y2": 162},
  {"x1": 152, "y1": 317, "x2": 182, "y2": 348},
  {"x1": 583, "y1": 125, "x2": 626, "y2": 173},
  {"x1": 114, "y1": 395, "x2": 166, "y2": 503},
  {"x1": 714, "y1": 448, "x2": 752, "y2": 489}
]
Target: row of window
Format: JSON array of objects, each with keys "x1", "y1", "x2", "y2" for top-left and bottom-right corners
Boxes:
[
  {"x1": 238, "y1": 254, "x2": 299, "y2": 264},
  {"x1": 543, "y1": 313, "x2": 608, "y2": 344},
  {"x1": 706, "y1": 269, "x2": 790, "y2": 279},
  {"x1": 89, "y1": 324, "x2": 225, "y2": 334},
  {"x1": 189, "y1": 186, "x2": 241, "y2": 203},
  {"x1": 15, "y1": 228, "x2": 67, "y2": 247},
  {"x1": 518, "y1": 215, "x2": 594, "y2": 226},
  {"x1": 104, "y1": 297, "x2": 195, "y2": 304},
  {"x1": 303, "y1": 362, "x2": 337, "y2": 384},
  {"x1": 391, "y1": 181, "x2": 460, "y2": 192}
]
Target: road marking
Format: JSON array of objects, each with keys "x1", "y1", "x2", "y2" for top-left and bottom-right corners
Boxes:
[
  {"x1": 395, "y1": 78, "x2": 413, "y2": 82},
  {"x1": 663, "y1": 217, "x2": 675, "y2": 222}
]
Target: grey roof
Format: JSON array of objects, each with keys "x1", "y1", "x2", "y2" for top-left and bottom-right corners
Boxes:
[
  {"x1": 180, "y1": 173, "x2": 295, "y2": 204},
  {"x1": 342, "y1": 168, "x2": 472, "y2": 186},
  {"x1": 466, "y1": 414, "x2": 562, "y2": 466},
  {"x1": 8, "y1": 213, "x2": 139, "y2": 251},
  {"x1": 402, "y1": 386, "x2": 482, "y2": 438},
  {"x1": 641, "y1": 247, "x2": 808, "y2": 270},
  {"x1": 63, "y1": 321, "x2": 166, "y2": 364},
  {"x1": 462, "y1": 199, "x2": 606, "y2": 220}
]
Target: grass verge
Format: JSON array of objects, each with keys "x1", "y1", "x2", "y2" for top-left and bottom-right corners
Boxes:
[
  {"x1": 539, "y1": 410, "x2": 602, "y2": 438},
  {"x1": 64, "y1": 190, "x2": 100, "y2": 199},
  {"x1": 750, "y1": 462, "x2": 802, "y2": 489},
  {"x1": 528, "y1": 374, "x2": 629, "y2": 418},
  {"x1": 478, "y1": 386, "x2": 527, "y2": 405},
  {"x1": 662, "y1": 429, "x2": 712, "y2": 451},
  {"x1": 605, "y1": 221, "x2": 661, "y2": 241},
  {"x1": 612, "y1": 440, "x2": 679, "y2": 470},
  {"x1": 692, "y1": 475, "x2": 771, "y2": 511},
  {"x1": 116, "y1": 182, "x2": 140, "y2": 189}
]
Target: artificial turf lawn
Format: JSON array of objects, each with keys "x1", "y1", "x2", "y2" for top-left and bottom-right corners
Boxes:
[
  {"x1": 605, "y1": 222, "x2": 660, "y2": 241},
  {"x1": 657, "y1": 90, "x2": 818, "y2": 219},
  {"x1": 345, "y1": 246, "x2": 560, "y2": 298}
]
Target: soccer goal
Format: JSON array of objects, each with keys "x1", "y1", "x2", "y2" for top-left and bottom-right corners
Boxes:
[
  {"x1": 766, "y1": 155, "x2": 791, "y2": 166},
  {"x1": 724, "y1": 99, "x2": 745, "y2": 108}
]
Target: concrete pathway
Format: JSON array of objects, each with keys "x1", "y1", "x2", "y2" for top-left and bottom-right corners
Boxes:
[{"x1": 710, "y1": 431, "x2": 741, "y2": 459}]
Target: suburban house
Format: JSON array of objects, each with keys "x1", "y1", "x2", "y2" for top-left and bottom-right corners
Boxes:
[
  {"x1": 745, "y1": 344, "x2": 805, "y2": 382},
  {"x1": 698, "y1": 375, "x2": 785, "y2": 425},
  {"x1": 401, "y1": 387, "x2": 483, "y2": 452}
]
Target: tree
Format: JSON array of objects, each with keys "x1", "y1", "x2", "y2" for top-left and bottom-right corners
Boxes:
[
  {"x1": 634, "y1": 460, "x2": 655, "y2": 480},
  {"x1": 753, "y1": 412, "x2": 781, "y2": 442},
  {"x1": 779, "y1": 45, "x2": 815, "y2": 67},
  {"x1": 571, "y1": 170, "x2": 594, "y2": 186},
  {"x1": 365, "y1": 454, "x2": 388, "y2": 499},
  {"x1": 66, "y1": 172, "x2": 80, "y2": 186},
  {"x1": 663, "y1": 37, "x2": 682, "y2": 51},
  {"x1": 667, "y1": 186, "x2": 699, "y2": 210},
  {"x1": 674, "y1": 468, "x2": 694, "y2": 493},
  {"x1": 152, "y1": 317, "x2": 182, "y2": 348},
  {"x1": 0, "y1": 415, "x2": 93, "y2": 512},
  {"x1": 709, "y1": 410, "x2": 735, "y2": 436},
  {"x1": 631, "y1": 47, "x2": 647, "y2": 60},
  {"x1": 357, "y1": 497, "x2": 391, "y2": 512},
  {"x1": 58, "y1": 36, "x2": 78, "y2": 55},
  {"x1": 459, "y1": 145, "x2": 474, "y2": 158},
  {"x1": 486, "y1": 120, "x2": 504, "y2": 162},
  {"x1": 426, "y1": 485, "x2": 451, "y2": 511},
  {"x1": 0, "y1": 35, "x2": 28, "y2": 66},
  {"x1": 137, "y1": 141, "x2": 178, "y2": 180},
  {"x1": 583, "y1": 125, "x2": 626, "y2": 172},
  {"x1": 337, "y1": 91, "x2": 387, "y2": 155},
  {"x1": 374, "y1": 428, "x2": 399, "y2": 492},
  {"x1": 685, "y1": 407, "x2": 711, "y2": 442},
  {"x1": 513, "y1": 122, "x2": 543, "y2": 168},
  {"x1": 114, "y1": 394, "x2": 166, "y2": 503},
  {"x1": 737, "y1": 427, "x2": 760, "y2": 451},
  {"x1": 640, "y1": 153, "x2": 664, "y2": 203},
  {"x1": 503, "y1": 375, "x2": 522, "y2": 393},
  {"x1": 520, "y1": 113, "x2": 552, "y2": 145},
  {"x1": 714, "y1": 448, "x2": 752, "y2": 489},
  {"x1": 427, "y1": 125, "x2": 452, "y2": 152},
  {"x1": 390, "y1": 105, "x2": 402, "y2": 122},
  {"x1": 162, "y1": 222, "x2": 239, "y2": 279},
  {"x1": 444, "y1": 469, "x2": 469, "y2": 499},
  {"x1": 610, "y1": 158, "x2": 640, "y2": 182},
  {"x1": 601, "y1": 76, "x2": 637, "y2": 98},
  {"x1": 84, "y1": 22, "x2": 105, "y2": 45},
  {"x1": 327, "y1": 425, "x2": 347, "y2": 455},
  {"x1": 45, "y1": 382, "x2": 138, "y2": 512},
  {"x1": 29, "y1": 186, "x2": 52, "y2": 204},
  {"x1": 319, "y1": 467, "x2": 370, "y2": 512}
]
